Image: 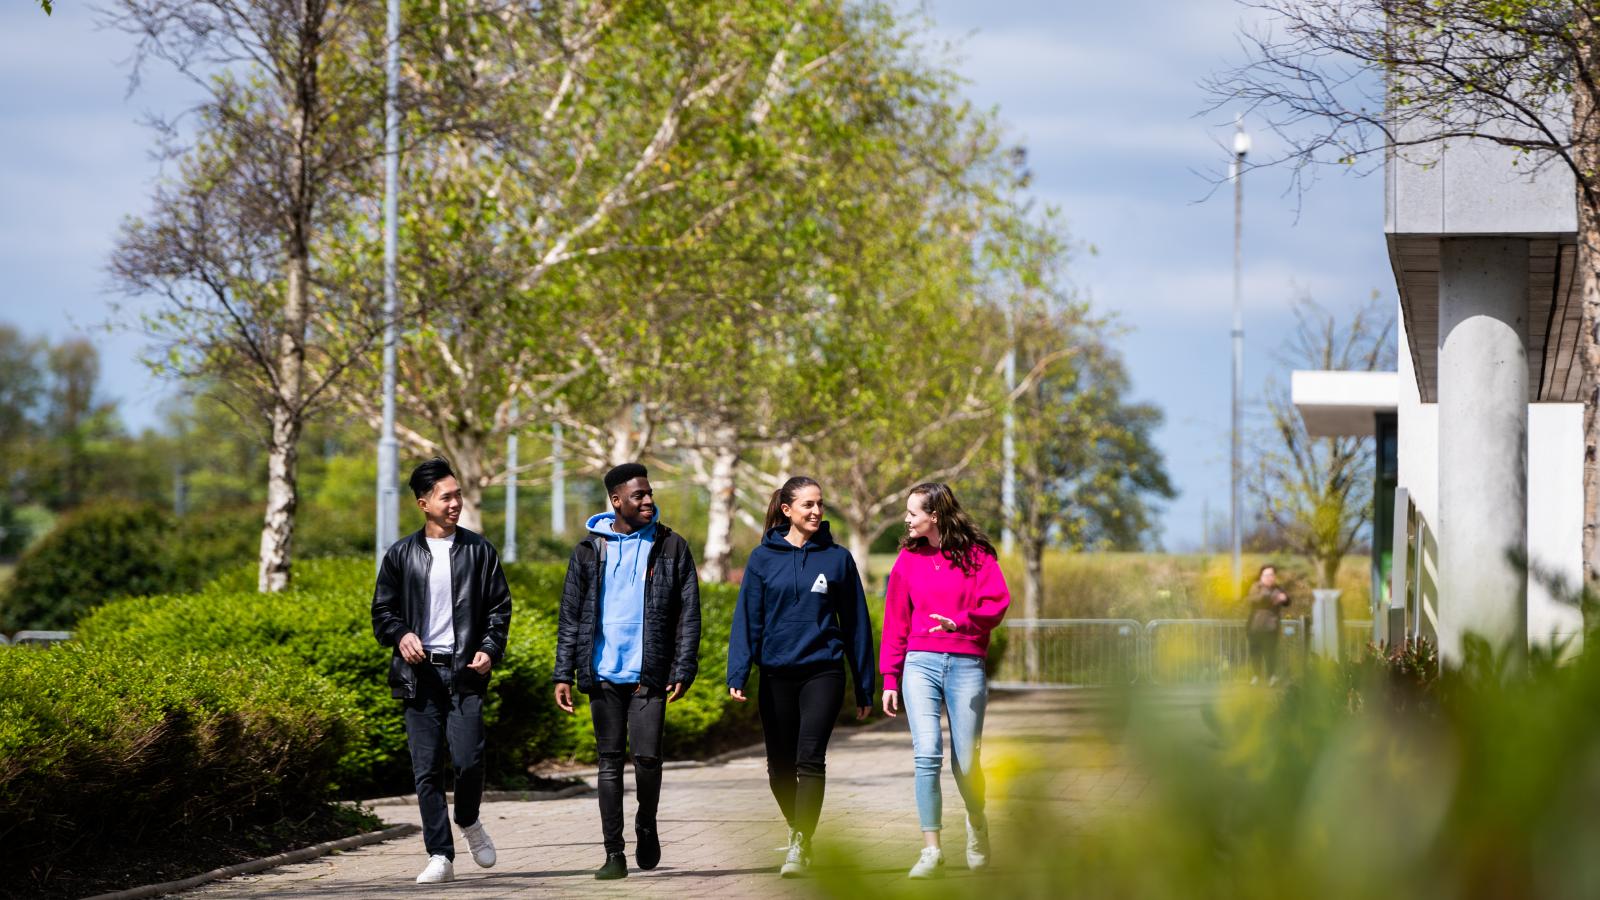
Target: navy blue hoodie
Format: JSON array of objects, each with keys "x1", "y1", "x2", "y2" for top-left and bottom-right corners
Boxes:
[{"x1": 726, "y1": 521, "x2": 875, "y2": 707}]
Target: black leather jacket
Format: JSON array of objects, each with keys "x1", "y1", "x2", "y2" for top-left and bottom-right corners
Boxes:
[
  {"x1": 553, "y1": 523, "x2": 701, "y2": 694},
  {"x1": 371, "y1": 527, "x2": 513, "y2": 699}
]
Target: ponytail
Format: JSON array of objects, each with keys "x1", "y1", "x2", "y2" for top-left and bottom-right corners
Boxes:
[{"x1": 764, "y1": 476, "x2": 821, "y2": 532}]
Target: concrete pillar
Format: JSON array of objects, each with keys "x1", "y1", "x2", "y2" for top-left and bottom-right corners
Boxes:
[
  {"x1": 1436, "y1": 238, "x2": 1528, "y2": 664},
  {"x1": 1311, "y1": 589, "x2": 1342, "y2": 660}
]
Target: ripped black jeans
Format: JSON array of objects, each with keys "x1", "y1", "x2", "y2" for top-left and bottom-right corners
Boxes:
[{"x1": 588, "y1": 680, "x2": 665, "y2": 854}]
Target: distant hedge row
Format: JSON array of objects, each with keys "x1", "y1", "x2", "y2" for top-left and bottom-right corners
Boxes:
[
  {"x1": 0, "y1": 643, "x2": 361, "y2": 890},
  {"x1": 75, "y1": 557, "x2": 760, "y2": 797},
  {"x1": 0, "y1": 501, "x2": 371, "y2": 631}
]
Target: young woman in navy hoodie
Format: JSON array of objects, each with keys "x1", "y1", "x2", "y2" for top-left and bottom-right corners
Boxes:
[{"x1": 726, "y1": 475, "x2": 876, "y2": 878}]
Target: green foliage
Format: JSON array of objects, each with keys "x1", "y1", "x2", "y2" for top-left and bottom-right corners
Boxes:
[
  {"x1": 2, "y1": 498, "x2": 374, "y2": 631},
  {"x1": 807, "y1": 635, "x2": 1600, "y2": 899},
  {"x1": 78, "y1": 557, "x2": 756, "y2": 796},
  {"x1": 4, "y1": 503, "x2": 186, "y2": 631},
  {"x1": 0, "y1": 643, "x2": 359, "y2": 891}
]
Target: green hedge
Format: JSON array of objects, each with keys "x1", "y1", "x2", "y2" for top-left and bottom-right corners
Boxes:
[
  {"x1": 0, "y1": 643, "x2": 360, "y2": 889},
  {"x1": 2, "y1": 502, "x2": 370, "y2": 632},
  {"x1": 78, "y1": 557, "x2": 758, "y2": 797}
]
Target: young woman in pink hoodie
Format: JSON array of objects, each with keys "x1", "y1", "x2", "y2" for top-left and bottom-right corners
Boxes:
[{"x1": 880, "y1": 482, "x2": 1010, "y2": 879}]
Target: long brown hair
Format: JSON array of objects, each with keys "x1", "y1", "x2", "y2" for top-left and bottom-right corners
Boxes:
[
  {"x1": 900, "y1": 482, "x2": 996, "y2": 574},
  {"x1": 764, "y1": 476, "x2": 822, "y2": 533}
]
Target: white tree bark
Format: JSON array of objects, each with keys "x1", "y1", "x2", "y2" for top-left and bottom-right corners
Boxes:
[
  {"x1": 699, "y1": 436, "x2": 739, "y2": 582},
  {"x1": 258, "y1": 247, "x2": 308, "y2": 593}
]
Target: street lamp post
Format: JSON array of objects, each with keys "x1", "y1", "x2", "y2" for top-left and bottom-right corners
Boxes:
[
  {"x1": 375, "y1": 0, "x2": 401, "y2": 567},
  {"x1": 504, "y1": 402, "x2": 518, "y2": 562},
  {"x1": 1001, "y1": 305, "x2": 1016, "y2": 558},
  {"x1": 1230, "y1": 117, "x2": 1250, "y2": 589}
]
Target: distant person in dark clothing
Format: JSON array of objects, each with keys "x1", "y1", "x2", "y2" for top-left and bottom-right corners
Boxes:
[{"x1": 1245, "y1": 564, "x2": 1290, "y2": 685}]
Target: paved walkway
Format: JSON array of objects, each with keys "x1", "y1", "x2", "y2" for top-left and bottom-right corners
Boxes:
[{"x1": 189, "y1": 690, "x2": 1157, "y2": 898}]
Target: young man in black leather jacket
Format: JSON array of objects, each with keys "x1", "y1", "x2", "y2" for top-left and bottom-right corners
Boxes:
[
  {"x1": 553, "y1": 462, "x2": 701, "y2": 880},
  {"x1": 372, "y1": 457, "x2": 513, "y2": 884}
]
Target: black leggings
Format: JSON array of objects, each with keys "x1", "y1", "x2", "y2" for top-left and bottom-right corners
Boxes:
[{"x1": 758, "y1": 661, "x2": 845, "y2": 838}]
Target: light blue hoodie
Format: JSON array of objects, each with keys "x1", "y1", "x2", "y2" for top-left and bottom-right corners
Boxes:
[{"x1": 587, "y1": 508, "x2": 657, "y2": 683}]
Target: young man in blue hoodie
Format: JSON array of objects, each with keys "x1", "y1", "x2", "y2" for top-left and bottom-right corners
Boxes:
[{"x1": 553, "y1": 463, "x2": 702, "y2": 880}]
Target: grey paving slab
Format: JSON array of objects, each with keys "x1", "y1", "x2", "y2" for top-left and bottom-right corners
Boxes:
[{"x1": 186, "y1": 690, "x2": 1160, "y2": 899}]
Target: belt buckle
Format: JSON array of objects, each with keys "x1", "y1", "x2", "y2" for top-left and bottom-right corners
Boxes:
[{"x1": 428, "y1": 650, "x2": 452, "y2": 666}]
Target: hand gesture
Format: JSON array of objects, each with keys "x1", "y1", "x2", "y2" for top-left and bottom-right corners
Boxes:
[
  {"x1": 729, "y1": 687, "x2": 747, "y2": 702},
  {"x1": 398, "y1": 632, "x2": 426, "y2": 664},
  {"x1": 554, "y1": 682, "x2": 575, "y2": 714},
  {"x1": 468, "y1": 652, "x2": 492, "y2": 676},
  {"x1": 928, "y1": 613, "x2": 957, "y2": 633}
]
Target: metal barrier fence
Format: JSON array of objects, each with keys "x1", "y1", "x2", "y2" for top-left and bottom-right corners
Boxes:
[
  {"x1": 990, "y1": 619, "x2": 1143, "y2": 687},
  {"x1": 993, "y1": 618, "x2": 1374, "y2": 688}
]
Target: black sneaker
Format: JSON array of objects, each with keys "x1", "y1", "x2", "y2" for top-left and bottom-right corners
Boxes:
[
  {"x1": 635, "y1": 825, "x2": 661, "y2": 870},
  {"x1": 595, "y1": 852, "x2": 628, "y2": 880}
]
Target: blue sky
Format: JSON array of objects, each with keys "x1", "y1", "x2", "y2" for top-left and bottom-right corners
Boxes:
[{"x1": 0, "y1": 1, "x2": 1395, "y2": 550}]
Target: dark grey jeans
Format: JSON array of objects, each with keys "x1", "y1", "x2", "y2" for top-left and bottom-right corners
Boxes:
[
  {"x1": 403, "y1": 662, "x2": 486, "y2": 860},
  {"x1": 589, "y1": 680, "x2": 665, "y2": 854}
]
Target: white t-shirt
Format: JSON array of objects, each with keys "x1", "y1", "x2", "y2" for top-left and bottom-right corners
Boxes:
[{"x1": 422, "y1": 533, "x2": 456, "y2": 653}]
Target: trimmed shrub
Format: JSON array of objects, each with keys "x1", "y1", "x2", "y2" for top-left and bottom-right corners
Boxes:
[
  {"x1": 78, "y1": 557, "x2": 758, "y2": 795},
  {"x1": 0, "y1": 643, "x2": 360, "y2": 892},
  {"x1": 2, "y1": 502, "x2": 374, "y2": 632},
  {"x1": 3, "y1": 503, "x2": 180, "y2": 631}
]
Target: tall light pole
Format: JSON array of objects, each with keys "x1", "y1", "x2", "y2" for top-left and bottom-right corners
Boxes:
[
  {"x1": 1230, "y1": 116, "x2": 1250, "y2": 589},
  {"x1": 1001, "y1": 307, "x2": 1017, "y2": 557},
  {"x1": 504, "y1": 403, "x2": 519, "y2": 562},
  {"x1": 551, "y1": 422, "x2": 566, "y2": 536},
  {"x1": 375, "y1": 0, "x2": 401, "y2": 567}
]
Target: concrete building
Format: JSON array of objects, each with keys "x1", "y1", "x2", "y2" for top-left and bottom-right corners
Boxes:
[{"x1": 1293, "y1": 137, "x2": 1586, "y2": 660}]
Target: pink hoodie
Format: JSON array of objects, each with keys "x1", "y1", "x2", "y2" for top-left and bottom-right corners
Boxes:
[{"x1": 879, "y1": 544, "x2": 1011, "y2": 692}]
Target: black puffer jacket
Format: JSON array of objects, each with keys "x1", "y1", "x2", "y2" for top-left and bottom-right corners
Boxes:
[
  {"x1": 371, "y1": 527, "x2": 513, "y2": 699},
  {"x1": 553, "y1": 522, "x2": 701, "y2": 694}
]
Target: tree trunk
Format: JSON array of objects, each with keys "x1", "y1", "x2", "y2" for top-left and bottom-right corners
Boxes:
[
  {"x1": 607, "y1": 408, "x2": 636, "y2": 466},
  {"x1": 1320, "y1": 553, "x2": 1340, "y2": 591},
  {"x1": 443, "y1": 430, "x2": 488, "y2": 534},
  {"x1": 259, "y1": 251, "x2": 309, "y2": 593},
  {"x1": 1023, "y1": 536, "x2": 1044, "y2": 682},
  {"x1": 847, "y1": 521, "x2": 874, "y2": 587},
  {"x1": 699, "y1": 438, "x2": 739, "y2": 582},
  {"x1": 458, "y1": 457, "x2": 487, "y2": 534},
  {"x1": 1577, "y1": 16, "x2": 1600, "y2": 632}
]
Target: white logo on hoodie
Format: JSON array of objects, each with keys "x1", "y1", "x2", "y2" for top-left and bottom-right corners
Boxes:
[{"x1": 810, "y1": 574, "x2": 828, "y2": 593}]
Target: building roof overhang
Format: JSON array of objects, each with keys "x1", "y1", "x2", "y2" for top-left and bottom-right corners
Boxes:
[{"x1": 1291, "y1": 370, "x2": 1398, "y2": 437}]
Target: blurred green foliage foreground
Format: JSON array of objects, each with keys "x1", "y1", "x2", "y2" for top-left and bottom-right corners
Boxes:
[{"x1": 808, "y1": 637, "x2": 1599, "y2": 900}]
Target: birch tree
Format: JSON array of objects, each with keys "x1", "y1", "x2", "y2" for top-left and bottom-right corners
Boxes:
[{"x1": 108, "y1": 0, "x2": 390, "y2": 591}]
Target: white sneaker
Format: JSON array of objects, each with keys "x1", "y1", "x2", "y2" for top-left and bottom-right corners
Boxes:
[
  {"x1": 416, "y1": 854, "x2": 454, "y2": 884},
  {"x1": 908, "y1": 846, "x2": 944, "y2": 879},
  {"x1": 777, "y1": 826, "x2": 801, "y2": 853},
  {"x1": 780, "y1": 833, "x2": 810, "y2": 878},
  {"x1": 462, "y1": 819, "x2": 496, "y2": 868},
  {"x1": 966, "y1": 815, "x2": 990, "y2": 869}
]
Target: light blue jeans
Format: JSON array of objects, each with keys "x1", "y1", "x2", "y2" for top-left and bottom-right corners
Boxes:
[{"x1": 902, "y1": 651, "x2": 988, "y2": 832}]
